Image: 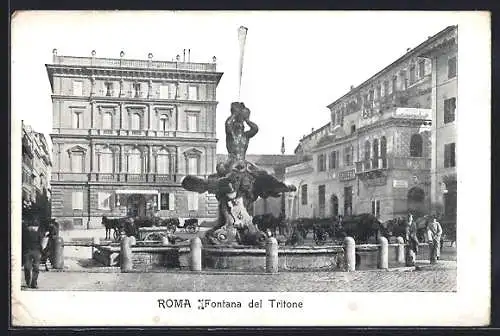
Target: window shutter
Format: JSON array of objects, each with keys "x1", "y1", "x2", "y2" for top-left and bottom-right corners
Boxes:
[
  {"x1": 444, "y1": 144, "x2": 450, "y2": 168},
  {"x1": 168, "y1": 193, "x2": 175, "y2": 210},
  {"x1": 72, "y1": 191, "x2": 83, "y2": 210}
]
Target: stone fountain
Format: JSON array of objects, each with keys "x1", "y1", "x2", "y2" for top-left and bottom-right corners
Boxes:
[{"x1": 181, "y1": 102, "x2": 297, "y2": 247}]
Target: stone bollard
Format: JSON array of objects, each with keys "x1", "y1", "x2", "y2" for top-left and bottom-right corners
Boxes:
[
  {"x1": 396, "y1": 237, "x2": 405, "y2": 264},
  {"x1": 161, "y1": 236, "x2": 170, "y2": 246},
  {"x1": 52, "y1": 236, "x2": 65, "y2": 269},
  {"x1": 344, "y1": 237, "x2": 355, "y2": 272},
  {"x1": 190, "y1": 237, "x2": 202, "y2": 271},
  {"x1": 92, "y1": 236, "x2": 100, "y2": 259},
  {"x1": 120, "y1": 236, "x2": 133, "y2": 272},
  {"x1": 377, "y1": 236, "x2": 388, "y2": 269},
  {"x1": 266, "y1": 237, "x2": 279, "y2": 273}
]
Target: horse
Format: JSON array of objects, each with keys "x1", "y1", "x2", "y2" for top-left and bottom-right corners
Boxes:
[
  {"x1": 337, "y1": 213, "x2": 384, "y2": 244},
  {"x1": 101, "y1": 216, "x2": 128, "y2": 240}
]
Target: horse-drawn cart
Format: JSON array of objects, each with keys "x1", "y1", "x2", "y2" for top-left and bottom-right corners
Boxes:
[{"x1": 164, "y1": 218, "x2": 200, "y2": 234}]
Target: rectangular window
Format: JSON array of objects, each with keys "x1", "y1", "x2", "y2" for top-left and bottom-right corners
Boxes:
[
  {"x1": 71, "y1": 153, "x2": 84, "y2": 173},
  {"x1": 392, "y1": 76, "x2": 398, "y2": 93},
  {"x1": 344, "y1": 147, "x2": 352, "y2": 166},
  {"x1": 409, "y1": 65, "x2": 416, "y2": 84},
  {"x1": 371, "y1": 200, "x2": 381, "y2": 217},
  {"x1": 350, "y1": 124, "x2": 356, "y2": 134},
  {"x1": 98, "y1": 192, "x2": 112, "y2": 210},
  {"x1": 160, "y1": 193, "x2": 174, "y2": 210},
  {"x1": 301, "y1": 184, "x2": 308, "y2": 205},
  {"x1": 329, "y1": 151, "x2": 337, "y2": 170},
  {"x1": 105, "y1": 82, "x2": 113, "y2": 96},
  {"x1": 72, "y1": 112, "x2": 83, "y2": 129},
  {"x1": 133, "y1": 83, "x2": 141, "y2": 98},
  {"x1": 187, "y1": 114, "x2": 198, "y2": 132},
  {"x1": 188, "y1": 86, "x2": 198, "y2": 100},
  {"x1": 73, "y1": 218, "x2": 83, "y2": 227},
  {"x1": 444, "y1": 97, "x2": 457, "y2": 123},
  {"x1": 318, "y1": 154, "x2": 326, "y2": 172},
  {"x1": 318, "y1": 185, "x2": 325, "y2": 208},
  {"x1": 448, "y1": 56, "x2": 457, "y2": 79},
  {"x1": 419, "y1": 60, "x2": 426, "y2": 78},
  {"x1": 444, "y1": 143, "x2": 456, "y2": 168},
  {"x1": 376, "y1": 85, "x2": 381, "y2": 99},
  {"x1": 159, "y1": 85, "x2": 169, "y2": 99},
  {"x1": 187, "y1": 192, "x2": 199, "y2": 211},
  {"x1": 188, "y1": 157, "x2": 198, "y2": 175},
  {"x1": 383, "y1": 80, "x2": 389, "y2": 97},
  {"x1": 72, "y1": 81, "x2": 83, "y2": 96},
  {"x1": 72, "y1": 191, "x2": 83, "y2": 210}
]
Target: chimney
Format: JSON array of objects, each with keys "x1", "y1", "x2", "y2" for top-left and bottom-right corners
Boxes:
[
  {"x1": 281, "y1": 137, "x2": 285, "y2": 155},
  {"x1": 183, "y1": 49, "x2": 186, "y2": 62},
  {"x1": 188, "y1": 49, "x2": 191, "y2": 62},
  {"x1": 350, "y1": 85, "x2": 354, "y2": 90},
  {"x1": 52, "y1": 48, "x2": 58, "y2": 63}
]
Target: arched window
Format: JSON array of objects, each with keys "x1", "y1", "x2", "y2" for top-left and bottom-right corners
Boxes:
[
  {"x1": 364, "y1": 140, "x2": 371, "y2": 161},
  {"x1": 128, "y1": 148, "x2": 142, "y2": 174},
  {"x1": 130, "y1": 113, "x2": 141, "y2": 130},
  {"x1": 410, "y1": 134, "x2": 423, "y2": 157},
  {"x1": 102, "y1": 112, "x2": 113, "y2": 129},
  {"x1": 156, "y1": 149, "x2": 170, "y2": 174},
  {"x1": 380, "y1": 136, "x2": 387, "y2": 168},
  {"x1": 99, "y1": 147, "x2": 114, "y2": 173},
  {"x1": 372, "y1": 139, "x2": 379, "y2": 168},
  {"x1": 159, "y1": 114, "x2": 169, "y2": 131}
]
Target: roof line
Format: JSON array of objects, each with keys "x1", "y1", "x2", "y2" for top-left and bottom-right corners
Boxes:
[{"x1": 326, "y1": 25, "x2": 457, "y2": 109}]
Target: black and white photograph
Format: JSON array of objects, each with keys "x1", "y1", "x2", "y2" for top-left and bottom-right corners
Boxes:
[{"x1": 10, "y1": 10, "x2": 490, "y2": 326}]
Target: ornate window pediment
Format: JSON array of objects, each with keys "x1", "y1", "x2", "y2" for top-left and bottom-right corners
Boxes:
[
  {"x1": 183, "y1": 148, "x2": 202, "y2": 158},
  {"x1": 67, "y1": 145, "x2": 87, "y2": 154}
]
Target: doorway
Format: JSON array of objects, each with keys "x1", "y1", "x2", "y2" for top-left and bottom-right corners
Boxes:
[
  {"x1": 330, "y1": 194, "x2": 339, "y2": 218},
  {"x1": 127, "y1": 194, "x2": 147, "y2": 217}
]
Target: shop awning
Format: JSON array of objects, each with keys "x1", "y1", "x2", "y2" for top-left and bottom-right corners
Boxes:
[{"x1": 115, "y1": 190, "x2": 159, "y2": 194}]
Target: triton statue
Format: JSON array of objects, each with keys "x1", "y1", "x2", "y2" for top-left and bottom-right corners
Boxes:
[{"x1": 181, "y1": 102, "x2": 296, "y2": 246}]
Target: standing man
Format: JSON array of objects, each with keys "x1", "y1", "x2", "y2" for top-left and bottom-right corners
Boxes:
[
  {"x1": 22, "y1": 219, "x2": 50, "y2": 289},
  {"x1": 427, "y1": 217, "x2": 443, "y2": 263},
  {"x1": 405, "y1": 213, "x2": 419, "y2": 266}
]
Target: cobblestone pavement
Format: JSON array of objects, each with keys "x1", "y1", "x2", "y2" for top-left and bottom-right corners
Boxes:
[{"x1": 22, "y1": 260, "x2": 456, "y2": 292}]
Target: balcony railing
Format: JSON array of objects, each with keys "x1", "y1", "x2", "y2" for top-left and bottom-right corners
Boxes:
[
  {"x1": 339, "y1": 168, "x2": 356, "y2": 182},
  {"x1": 53, "y1": 55, "x2": 217, "y2": 72},
  {"x1": 355, "y1": 157, "x2": 429, "y2": 174}
]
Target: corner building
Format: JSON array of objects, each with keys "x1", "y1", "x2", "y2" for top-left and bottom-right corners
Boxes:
[
  {"x1": 285, "y1": 26, "x2": 456, "y2": 222},
  {"x1": 46, "y1": 51, "x2": 223, "y2": 229}
]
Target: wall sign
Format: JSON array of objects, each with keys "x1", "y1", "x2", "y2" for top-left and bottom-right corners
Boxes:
[{"x1": 393, "y1": 179, "x2": 408, "y2": 188}]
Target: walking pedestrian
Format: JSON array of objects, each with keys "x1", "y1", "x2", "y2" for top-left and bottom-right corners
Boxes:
[
  {"x1": 427, "y1": 217, "x2": 443, "y2": 263},
  {"x1": 22, "y1": 219, "x2": 50, "y2": 289}
]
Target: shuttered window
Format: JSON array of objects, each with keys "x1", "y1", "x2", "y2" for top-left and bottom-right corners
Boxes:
[
  {"x1": 72, "y1": 191, "x2": 83, "y2": 210},
  {"x1": 444, "y1": 143, "x2": 456, "y2": 168}
]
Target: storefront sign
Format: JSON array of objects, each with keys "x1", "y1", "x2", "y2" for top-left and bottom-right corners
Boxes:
[
  {"x1": 339, "y1": 169, "x2": 356, "y2": 181},
  {"x1": 392, "y1": 180, "x2": 408, "y2": 188},
  {"x1": 393, "y1": 108, "x2": 431, "y2": 119},
  {"x1": 365, "y1": 176, "x2": 387, "y2": 187}
]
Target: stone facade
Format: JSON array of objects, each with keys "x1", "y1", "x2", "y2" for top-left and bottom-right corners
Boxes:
[
  {"x1": 46, "y1": 51, "x2": 223, "y2": 229},
  {"x1": 420, "y1": 26, "x2": 458, "y2": 220},
  {"x1": 22, "y1": 121, "x2": 52, "y2": 207},
  {"x1": 285, "y1": 26, "x2": 457, "y2": 222}
]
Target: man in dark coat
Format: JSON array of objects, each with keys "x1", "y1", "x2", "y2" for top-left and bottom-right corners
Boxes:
[{"x1": 22, "y1": 219, "x2": 50, "y2": 289}]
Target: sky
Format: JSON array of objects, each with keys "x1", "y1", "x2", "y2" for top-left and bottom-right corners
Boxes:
[{"x1": 11, "y1": 11, "x2": 461, "y2": 155}]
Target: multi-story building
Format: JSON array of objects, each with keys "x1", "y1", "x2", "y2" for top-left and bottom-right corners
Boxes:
[
  {"x1": 419, "y1": 26, "x2": 457, "y2": 221},
  {"x1": 46, "y1": 50, "x2": 223, "y2": 229},
  {"x1": 285, "y1": 26, "x2": 456, "y2": 222},
  {"x1": 22, "y1": 121, "x2": 52, "y2": 208}
]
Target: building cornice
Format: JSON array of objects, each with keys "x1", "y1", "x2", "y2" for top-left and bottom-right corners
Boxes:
[
  {"x1": 50, "y1": 95, "x2": 220, "y2": 106},
  {"x1": 49, "y1": 132, "x2": 219, "y2": 144},
  {"x1": 46, "y1": 65, "x2": 223, "y2": 85}
]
